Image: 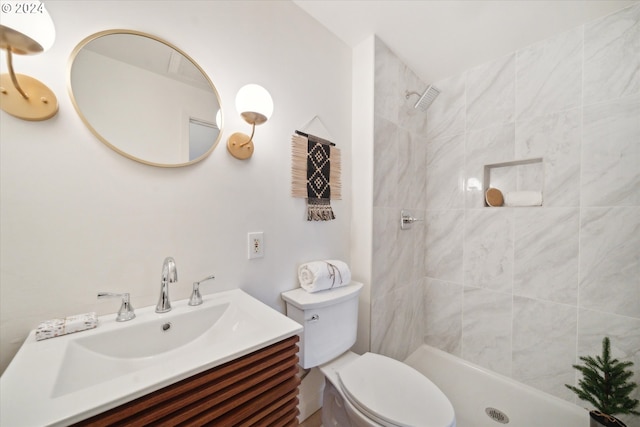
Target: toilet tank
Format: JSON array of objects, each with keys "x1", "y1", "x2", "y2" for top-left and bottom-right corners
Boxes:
[{"x1": 281, "y1": 281, "x2": 363, "y2": 369}]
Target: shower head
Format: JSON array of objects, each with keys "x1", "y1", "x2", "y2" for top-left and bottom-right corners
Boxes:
[{"x1": 405, "y1": 85, "x2": 440, "y2": 112}]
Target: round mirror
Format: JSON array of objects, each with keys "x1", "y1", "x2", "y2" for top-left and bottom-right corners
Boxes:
[{"x1": 68, "y1": 30, "x2": 222, "y2": 167}]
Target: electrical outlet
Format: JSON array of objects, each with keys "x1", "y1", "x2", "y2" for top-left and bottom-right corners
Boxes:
[{"x1": 248, "y1": 232, "x2": 264, "y2": 259}]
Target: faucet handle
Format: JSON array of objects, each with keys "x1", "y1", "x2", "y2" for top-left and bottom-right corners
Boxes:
[
  {"x1": 188, "y1": 275, "x2": 215, "y2": 306},
  {"x1": 98, "y1": 292, "x2": 136, "y2": 322}
]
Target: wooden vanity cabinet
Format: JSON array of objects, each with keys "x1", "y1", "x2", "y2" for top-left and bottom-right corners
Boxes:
[{"x1": 74, "y1": 335, "x2": 300, "y2": 426}]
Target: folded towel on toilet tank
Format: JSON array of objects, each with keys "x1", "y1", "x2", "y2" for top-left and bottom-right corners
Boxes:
[{"x1": 298, "y1": 260, "x2": 351, "y2": 293}]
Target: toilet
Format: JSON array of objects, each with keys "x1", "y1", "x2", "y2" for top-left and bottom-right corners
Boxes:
[{"x1": 281, "y1": 281, "x2": 456, "y2": 427}]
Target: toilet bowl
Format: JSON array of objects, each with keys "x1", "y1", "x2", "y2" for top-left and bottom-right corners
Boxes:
[
  {"x1": 281, "y1": 281, "x2": 455, "y2": 427},
  {"x1": 321, "y1": 351, "x2": 456, "y2": 427}
]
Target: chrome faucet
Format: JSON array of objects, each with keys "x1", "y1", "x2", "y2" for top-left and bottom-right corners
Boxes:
[
  {"x1": 98, "y1": 292, "x2": 136, "y2": 321},
  {"x1": 156, "y1": 256, "x2": 178, "y2": 313},
  {"x1": 188, "y1": 274, "x2": 215, "y2": 306}
]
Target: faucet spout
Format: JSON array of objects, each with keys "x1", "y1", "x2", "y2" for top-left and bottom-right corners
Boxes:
[{"x1": 156, "y1": 257, "x2": 178, "y2": 313}]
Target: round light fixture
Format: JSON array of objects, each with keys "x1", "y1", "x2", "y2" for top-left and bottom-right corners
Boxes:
[{"x1": 227, "y1": 84, "x2": 273, "y2": 160}]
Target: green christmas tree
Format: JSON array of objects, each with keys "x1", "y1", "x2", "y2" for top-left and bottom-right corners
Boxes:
[{"x1": 566, "y1": 337, "x2": 639, "y2": 418}]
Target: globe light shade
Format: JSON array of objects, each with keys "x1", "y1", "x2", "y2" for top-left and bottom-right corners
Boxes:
[
  {"x1": 227, "y1": 84, "x2": 273, "y2": 160},
  {"x1": 0, "y1": 1, "x2": 56, "y2": 54},
  {"x1": 235, "y1": 84, "x2": 273, "y2": 125},
  {"x1": 0, "y1": 1, "x2": 58, "y2": 121},
  {"x1": 215, "y1": 109, "x2": 222, "y2": 129}
]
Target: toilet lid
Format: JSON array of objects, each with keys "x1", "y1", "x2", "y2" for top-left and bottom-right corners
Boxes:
[{"x1": 337, "y1": 353, "x2": 455, "y2": 427}]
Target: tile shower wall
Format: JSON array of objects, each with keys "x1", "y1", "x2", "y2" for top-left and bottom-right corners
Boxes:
[
  {"x1": 425, "y1": 1, "x2": 640, "y2": 415},
  {"x1": 371, "y1": 40, "x2": 429, "y2": 362},
  {"x1": 372, "y1": 3, "x2": 639, "y2": 423}
]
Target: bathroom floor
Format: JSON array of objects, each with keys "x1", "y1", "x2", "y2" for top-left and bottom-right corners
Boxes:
[{"x1": 299, "y1": 409, "x2": 322, "y2": 427}]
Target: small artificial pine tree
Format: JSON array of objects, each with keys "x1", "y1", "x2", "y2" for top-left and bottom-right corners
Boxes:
[{"x1": 566, "y1": 337, "x2": 640, "y2": 418}]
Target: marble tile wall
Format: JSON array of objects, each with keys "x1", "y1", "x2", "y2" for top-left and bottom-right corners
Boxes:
[
  {"x1": 371, "y1": 40, "x2": 428, "y2": 362},
  {"x1": 421, "y1": 4, "x2": 640, "y2": 422},
  {"x1": 371, "y1": 4, "x2": 639, "y2": 424}
]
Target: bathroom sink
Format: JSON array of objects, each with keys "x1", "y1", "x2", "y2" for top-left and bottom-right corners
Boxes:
[
  {"x1": 0, "y1": 289, "x2": 302, "y2": 427},
  {"x1": 78, "y1": 301, "x2": 231, "y2": 358},
  {"x1": 51, "y1": 300, "x2": 232, "y2": 397}
]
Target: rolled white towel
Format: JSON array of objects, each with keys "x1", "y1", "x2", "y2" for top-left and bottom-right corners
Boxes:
[
  {"x1": 504, "y1": 191, "x2": 543, "y2": 207},
  {"x1": 298, "y1": 260, "x2": 351, "y2": 293}
]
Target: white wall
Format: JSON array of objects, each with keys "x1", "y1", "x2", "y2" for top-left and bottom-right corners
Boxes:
[
  {"x1": 0, "y1": 0, "x2": 352, "y2": 374},
  {"x1": 350, "y1": 35, "x2": 375, "y2": 355}
]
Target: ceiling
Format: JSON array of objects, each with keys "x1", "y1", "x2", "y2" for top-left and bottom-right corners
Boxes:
[{"x1": 293, "y1": 0, "x2": 638, "y2": 84}]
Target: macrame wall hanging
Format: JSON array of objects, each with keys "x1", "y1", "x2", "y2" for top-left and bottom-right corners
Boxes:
[{"x1": 291, "y1": 116, "x2": 341, "y2": 221}]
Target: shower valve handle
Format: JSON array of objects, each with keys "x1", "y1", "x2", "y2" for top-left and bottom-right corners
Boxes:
[{"x1": 400, "y1": 209, "x2": 424, "y2": 230}]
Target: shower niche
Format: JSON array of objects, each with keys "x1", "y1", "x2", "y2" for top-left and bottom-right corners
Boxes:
[{"x1": 483, "y1": 158, "x2": 544, "y2": 207}]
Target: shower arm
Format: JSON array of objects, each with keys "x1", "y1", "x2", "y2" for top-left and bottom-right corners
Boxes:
[{"x1": 405, "y1": 90, "x2": 421, "y2": 100}]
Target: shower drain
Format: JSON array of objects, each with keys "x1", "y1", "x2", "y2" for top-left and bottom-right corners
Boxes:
[{"x1": 485, "y1": 407, "x2": 510, "y2": 424}]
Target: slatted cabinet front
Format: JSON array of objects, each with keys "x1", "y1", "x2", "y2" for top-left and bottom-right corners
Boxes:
[{"x1": 74, "y1": 335, "x2": 300, "y2": 426}]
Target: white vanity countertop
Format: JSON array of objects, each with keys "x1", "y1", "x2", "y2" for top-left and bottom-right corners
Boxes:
[{"x1": 0, "y1": 289, "x2": 303, "y2": 427}]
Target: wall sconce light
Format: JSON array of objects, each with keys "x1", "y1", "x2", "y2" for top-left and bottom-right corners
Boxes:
[
  {"x1": 227, "y1": 84, "x2": 273, "y2": 160},
  {"x1": 0, "y1": 1, "x2": 58, "y2": 121}
]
